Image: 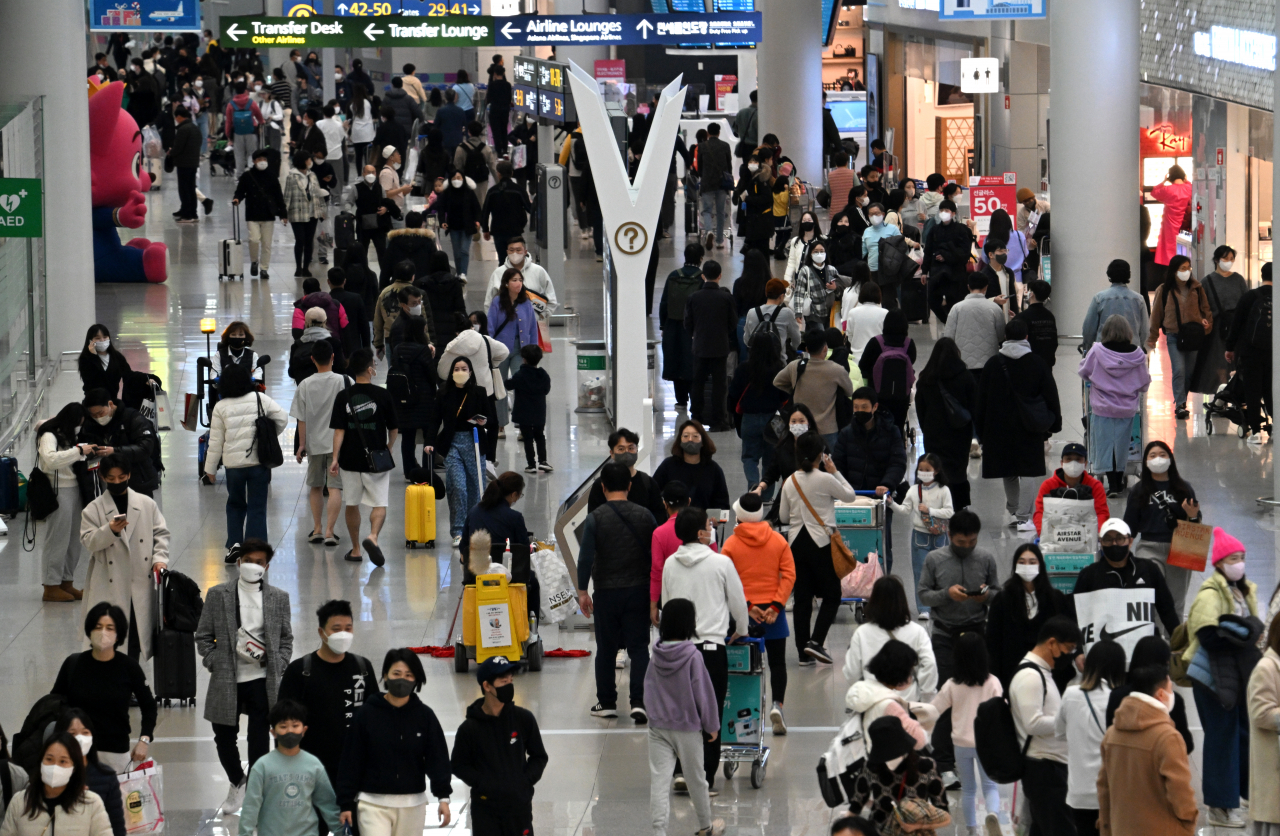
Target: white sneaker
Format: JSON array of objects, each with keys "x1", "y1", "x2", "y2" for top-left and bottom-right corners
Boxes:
[
  {"x1": 1207, "y1": 807, "x2": 1246, "y2": 828},
  {"x1": 615, "y1": 649, "x2": 626, "y2": 669},
  {"x1": 221, "y1": 778, "x2": 247, "y2": 815},
  {"x1": 1016, "y1": 520, "x2": 1036, "y2": 533},
  {"x1": 970, "y1": 440, "x2": 982, "y2": 458},
  {"x1": 917, "y1": 611, "x2": 930, "y2": 621},
  {"x1": 672, "y1": 776, "x2": 688, "y2": 794},
  {"x1": 983, "y1": 813, "x2": 1003, "y2": 836},
  {"x1": 1247, "y1": 432, "x2": 1264, "y2": 445},
  {"x1": 769, "y1": 702, "x2": 787, "y2": 735}
]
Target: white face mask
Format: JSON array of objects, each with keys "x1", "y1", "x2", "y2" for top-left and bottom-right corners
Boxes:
[
  {"x1": 883, "y1": 755, "x2": 906, "y2": 771},
  {"x1": 1159, "y1": 688, "x2": 1176, "y2": 712},
  {"x1": 811, "y1": 252, "x2": 827, "y2": 265},
  {"x1": 917, "y1": 470, "x2": 935, "y2": 484},
  {"x1": 94, "y1": 339, "x2": 110, "y2": 353},
  {"x1": 194, "y1": 80, "x2": 203, "y2": 88},
  {"x1": 451, "y1": 179, "x2": 464, "y2": 189},
  {"x1": 856, "y1": 196, "x2": 870, "y2": 207},
  {"x1": 41, "y1": 764, "x2": 74, "y2": 789},
  {"x1": 747, "y1": 163, "x2": 759, "y2": 173},
  {"x1": 1219, "y1": 261, "x2": 1234, "y2": 272},
  {"x1": 364, "y1": 173, "x2": 376, "y2": 184},
  {"x1": 254, "y1": 84, "x2": 262, "y2": 92},
  {"x1": 390, "y1": 161, "x2": 401, "y2": 171},
  {"x1": 1176, "y1": 269, "x2": 1191, "y2": 282},
  {"x1": 1147, "y1": 456, "x2": 1171, "y2": 474},
  {"x1": 452, "y1": 371, "x2": 470, "y2": 386},
  {"x1": 788, "y1": 422, "x2": 809, "y2": 437},
  {"x1": 408, "y1": 304, "x2": 423, "y2": 316},
  {"x1": 1015, "y1": 563, "x2": 1041, "y2": 582},
  {"x1": 1062, "y1": 461, "x2": 1086, "y2": 478},
  {"x1": 255, "y1": 161, "x2": 268, "y2": 171},
  {"x1": 94, "y1": 414, "x2": 112, "y2": 426},
  {"x1": 1220, "y1": 561, "x2": 1246, "y2": 582},
  {"x1": 325, "y1": 631, "x2": 354, "y2": 654},
  {"x1": 74, "y1": 734, "x2": 93, "y2": 756},
  {"x1": 938, "y1": 211, "x2": 953, "y2": 223},
  {"x1": 509, "y1": 252, "x2": 525, "y2": 265},
  {"x1": 238, "y1": 562, "x2": 266, "y2": 583},
  {"x1": 870, "y1": 215, "x2": 884, "y2": 227},
  {"x1": 91, "y1": 629, "x2": 115, "y2": 651}
]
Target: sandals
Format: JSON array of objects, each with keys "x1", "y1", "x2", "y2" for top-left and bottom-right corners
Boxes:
[
  {"x1": 343, "y1": 549, "x2": 362, "y2": 563},
  {"x1": 307, "y1": 530, "x2": 324, "y2": 544},
  {"x1": 362, "y1": 537, "x2": 386, "y2": 568},
  {"x1": 324, "y1": 535, "x2": 340, "y2": 547}
]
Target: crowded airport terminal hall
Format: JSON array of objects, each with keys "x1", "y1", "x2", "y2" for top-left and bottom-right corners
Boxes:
[{"x1": 0, "y1": 0, "x2": 1277, "y2": 834}]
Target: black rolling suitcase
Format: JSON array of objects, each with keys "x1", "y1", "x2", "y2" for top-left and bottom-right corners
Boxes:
[
  {"x1": 152, "y1": 570, "x2": 198, "y2": 707},
  {"x1": 335, "y1": 212, "x2": 357, "y2": 249},
  {"x1": 901, "y1": 277, "x2": 929, "y2": 324}
]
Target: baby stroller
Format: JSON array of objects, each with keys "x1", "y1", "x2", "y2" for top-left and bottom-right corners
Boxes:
[{"x1": 1205, "y1": 372, "x2": 1272, "y2": 438}]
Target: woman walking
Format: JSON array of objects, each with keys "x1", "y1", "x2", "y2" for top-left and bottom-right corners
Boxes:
[
  {"x1": 0, "y1": 733, "x2": 114, "y2": 836},
  {"x1": 52, "y1": 710, "x2": 127, "y2": 836},
  {"x1": 886, "y1": 454, "x2": 953, "y2": 618},
  {"x1": 1182, "y1": 527, "x2": 1261, "y2": 830},
  {"x1": 436, "y1": 173, "x2": 482, "y2": 280},
  {"x1": 1122, "y1": 441, "x2": 1202, "y2": 621},
  {"x1": 843, "y1": 576, "x2": 937, "y2": 692},
  {"x1": 428, "y1": 357, "x2": 496, "y2": 548},
  {"x1": 1055, "y1": 639, "x2": 1127, "y2": 836},
  {"x1": 349, "y1": 84, "x2": 376, "y2": 169},
  {"x1": 77, "y1": 325, "x2": 132, "y2": 400},
  {"x1": 984, "y1": 543, "x2": 1074, "y2": 689},
  {"x1": 1191, "y1": 244, "x2": 1249, "y2": 396},
  {"x1": 782, "y1": 210, "x2": 823, "y2": 288},
  {"x1": 485, "y1": 268, "x2": 538, "y2": 431},
  {"x1": 727, "y1": 333, "x2": 786, "y2": 501},
  {"x1": 913, "y1": 338, "x2": 975, "y2": 508},
  {"x1": 777, "y1": 432, "x2": 856, "y2": 665},
  {"x1": 1147, "y1": 254, "x2": 1212, "y2": 419},
  {"x1": 284, "y1": 150, "x2": 326, "y2": 278},
  {"x1": 791, "y1": 241, "x2": 848, "y2": 330},
  {"x1": 1247, "y1": 611, "x2": 1280, "y2": 836},
  {"x1": 32, "y1": 404, "x2": 93, "y2": 603},
  {"x1": 652, "y1": 421, "x2": 730, "y2": 512},
  {"x1": 1078, "y1": 315, "x2": 1151, "y2": 497},
  {"x1": 756, "y1": 405, "x2": 826, "y2": 514}
]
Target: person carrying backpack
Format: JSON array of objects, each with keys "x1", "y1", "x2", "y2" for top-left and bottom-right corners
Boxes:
[
  {"x1": 452, "y1": 121, "x2": 497, "y2": 206},
  {"x1": 858, "y1": 309, "x2": 916, "y2": 436},
  {"x1": 1225, "y1": 260, "x2": 1273, "y2": 443},
  {"x1": 223, "y1": 80, "x2": 263, "y2": 178},
  {"x1": 743, "y1": 278, "x2": 802, "y2": 366}
]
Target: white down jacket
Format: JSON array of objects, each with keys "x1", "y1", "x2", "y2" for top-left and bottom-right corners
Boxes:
[
  {"x1": 436, "y1": 328, "x2": 510, "y2": 397},
  {"x1": 205, "y1": 391, "x2": 289, "y2": 474}
]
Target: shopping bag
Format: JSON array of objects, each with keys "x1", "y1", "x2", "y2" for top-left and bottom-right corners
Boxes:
[
  {"x1": 537, "y1": 319, "x2": 553, "y2": 354},
  {"x1": 1167, "y1": 520, "x2": 1212, "y2": 572},
  {"x1": 511, "y1": 143, "x2": 527, "y2": 170},
  {"x1": 1039, "y1": 496, "x2": 1098, "y2": 554},
  {"x1": 153, "y1": 387, "x2": 172, "y2": 431},
  {"x1": 530, "y1": 547, "x2": 576, "y2": 623},
  {"x1": 840, "y1": 553, "x2": 882, "y2": 599},
  {"x1": 181, "y1": 393, "x2": 200, "y2": 432},
  {"x1": 138, "y1": 393, "x2": 159, "y2": 430},
  {"x1": 117, "y1": 764, "x2": 164, "y2": 834}
]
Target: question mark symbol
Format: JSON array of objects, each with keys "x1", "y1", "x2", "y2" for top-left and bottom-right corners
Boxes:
[{"x1": 625, "y1": 226, "x2": 638, "y2": 250}]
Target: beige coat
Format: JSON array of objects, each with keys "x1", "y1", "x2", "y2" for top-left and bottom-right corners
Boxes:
[
  {"x1": 0, "y1": 790, "x2": 113, "y2": 836},
  {"x1": 80, "y1": 490, "x2": 170, "y2": 660},
  {"x1": 1247, "y1": 648, "x2": 1280, "y2": 824},
  {"x1": 1097, "y1": 696, "x2": 1198, "y2": 836}
]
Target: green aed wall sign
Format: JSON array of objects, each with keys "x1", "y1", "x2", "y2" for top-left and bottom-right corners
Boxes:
[{"x1": 0, "y1": 179, "x2": 42, "y2": 238}]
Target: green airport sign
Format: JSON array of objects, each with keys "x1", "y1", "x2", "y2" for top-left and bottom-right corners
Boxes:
[{"x1": 219, "y1": 14, "x2": 494, "y2": 48}]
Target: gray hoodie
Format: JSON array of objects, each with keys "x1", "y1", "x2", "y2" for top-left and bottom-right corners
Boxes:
[
  {"x1": 659, "y1": 543, "x2": 749, "y2": 645},
  {"x1": 643, "y1": 640, "x2": 720, "y2": 733}
]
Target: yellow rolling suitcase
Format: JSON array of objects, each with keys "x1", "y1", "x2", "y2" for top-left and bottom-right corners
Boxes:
[{"x1": 404, "y1": 483, "x2": 436, "y2": 548}]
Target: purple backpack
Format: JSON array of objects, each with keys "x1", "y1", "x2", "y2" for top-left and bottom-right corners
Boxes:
[{"x1": 871, "y1": 336, "x2": 915, "y2": 400}]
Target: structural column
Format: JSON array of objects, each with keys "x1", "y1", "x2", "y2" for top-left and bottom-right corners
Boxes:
[
  {"x1": 757, "y1": 0, "x2": 822, "y2": 182},
  {"x1": 0, "y1": 0, "x2": 93, "y2": 357},
  {"x1": 1048, "y1": 0, "x2": 1140, "y2": 336},
  {"x1": 1273, "y1": 0, "x2": 1280, "y2": 504}
]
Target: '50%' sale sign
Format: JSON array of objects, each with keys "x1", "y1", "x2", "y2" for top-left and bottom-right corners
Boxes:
[{"x1": 969, "y1": 173, "x2": 1016, "y2": 245}]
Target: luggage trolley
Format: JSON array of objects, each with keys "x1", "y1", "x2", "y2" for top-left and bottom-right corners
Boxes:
[
  {"x1": 1081, "y1": 380, "x2": 1144, "y2": 477},
  {"x1": 720, "y1": 637, "x2": 770, "y2": 789},
  {"x1": 835, "y1": 491, "x2": 887, "y2": 623}
]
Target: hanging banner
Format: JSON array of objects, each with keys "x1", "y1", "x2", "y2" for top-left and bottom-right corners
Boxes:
[
  {"x1": 90, "y1": 0, "x2": 202, "y2": 31},
  {"x1": 220, "y1": 14, "x2": 493, "y2": 47}
]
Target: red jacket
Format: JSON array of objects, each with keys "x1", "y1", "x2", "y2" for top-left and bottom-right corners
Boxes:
[
  {"x1": 1032, "y1": 469, "x2": 1109, "y2": 535},
  {"x1": 224, "y1": 93, "x2": 264, "y2": 138}
]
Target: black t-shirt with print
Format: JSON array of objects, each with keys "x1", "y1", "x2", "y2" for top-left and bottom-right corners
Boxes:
[
  {"x1": 330, "y1": 382, "x2": 399, "y2": 472},
  {"x1": 277, "y1": 652, "x2": 381, "y2": 773}
]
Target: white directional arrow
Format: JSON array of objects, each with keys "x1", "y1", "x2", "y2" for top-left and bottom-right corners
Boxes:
[
  {"x1": 336, "y1": 2, "x2": 348, "y2": 11},
  {"x1": 469, "y1": 4, "x2": 481, "y2": 13},
  {"x1": 363, "y1": 22, "x2": 384, "y2": 40},
  {"x1": 225, "y1": 23, "x2": 245, "y2": 42},
  {"x1": 636, "y1": 19, "x2": 653, "y2": 39},
  {"x1": 500, "y1": 21, "x2": 519, "y2": 39}
]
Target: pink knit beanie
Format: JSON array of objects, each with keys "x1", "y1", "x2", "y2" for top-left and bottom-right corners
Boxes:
[{"x1": 1210, "y1": 527, "x2": 1246, "y2": 565}]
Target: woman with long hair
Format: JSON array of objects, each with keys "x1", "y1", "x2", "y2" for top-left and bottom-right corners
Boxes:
[
  {"x1": 460, "y1": 471, "x2": 531, "y2": 585},
  {"x1": 652, "y1": 421, "x2": 730, "y2": 512},
  {"x1": 485, "y1": 268, "x2": 537, "y2": 432},
  {"x1": 931, "y1": 633, "x2": 1005, "y2": 835},
  {"x1": 283, "y1": 150, "x2": 325, "y2": 278},
  {"x1": 1055, "y1": 640, "x2": 1126, "y2": 836},
  {"x1": 77, "y1": 325, "x2": 133, "y2": 400},
  {"x1": 757, "y1": 404, "x2": 826, "y2": 514},
  {"x1": 349, "y1": 84, "x2": 376, "y2": 169},
  {"x1": 428, "y1": 357, "x2": 497, "y2": 548},
  {"x1": 1122, "y1": 440, "x2": 1201, "y2": 620},
  {"x1": 1104, "y1": 635, "x2": 1194, "y2": 752},
  {"x1": 452, "y1": 68, "x2": 476, "y2": 120},
  {"x1": 52, "y1": 710, "x2": 127, "y2": 836},
  {"x1": 782, "y1": 210, "x2": 824, "y2": 288},
  {"x1": 31, "y1": 403, "x2": 93, "y2": 602},
  {"x1": 843, "y1": 576, "x2": 937, "y2": 691},
  {"x1": 0, "y1": 733, "x2": 113, "y2": 836},
  {"x1": 791, "y1": 240, "x2": 848, "y2": 330},
  {"x1": 983, "y1": 543, "x2": 1074, "y2": 688},
  {"x1": 414, "y1": 128, "x2": 451, "y2": 197},
  {"x1": 727, "y1": 333, "x2": 787, "y2": 501},
  {"x1": 732, "y1": 249, "x2": 771, "y2": 356},
  {"x1": 979, "y1": 207, "x2": 1030, "y2": 285},
  {"x1": 737, "y1": 152, "x2": 775, "y2": 256},
  {"x1": 912, "y1": 337, "x2": 975, "y2": 507},
  {"x1": 1146, "y1": 254, "x2": 1212, "y2": 418},
  {"x1": 858, "y1": 308, "x2": 916, "y2": 433}
]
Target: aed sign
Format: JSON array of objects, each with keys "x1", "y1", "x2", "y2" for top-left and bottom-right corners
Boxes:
[{"x1": 0, "y1": 179, "x2": 43, "y2": 238}]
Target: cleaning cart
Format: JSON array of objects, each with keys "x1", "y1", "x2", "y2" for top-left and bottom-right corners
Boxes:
[
  {"x1": 453, "y1": 539, "x2": 545, "y2": 673},
  {"x1": 720, "y1": 637, "x2": 770, "y2": 789}
]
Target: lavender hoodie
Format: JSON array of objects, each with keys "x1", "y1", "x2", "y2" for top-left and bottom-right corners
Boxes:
[
  {"x1": 643, "y1": 640, "x2": 721, "y2": 734},
  {"x1": 1077, "y1": 342, "x2": 1151, "y2": 417}
]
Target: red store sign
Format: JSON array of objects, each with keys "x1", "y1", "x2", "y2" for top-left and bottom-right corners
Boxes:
[{"x1": 1140, "y1": 124, "x2": 1190, "y2": 157}]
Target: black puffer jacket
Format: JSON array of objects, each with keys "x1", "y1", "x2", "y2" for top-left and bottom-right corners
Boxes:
[
  {"x1": 435, "y1": 180, "x2": 483, "y2": 233},
  {"x1": 1197, "y1": 613, "x2": 1264, "y2": 711},
  {"x1": 78, "y1": 407, "x2": 160, "y2": 493},
  {"x1": 974, "y1": 348, "x2": 1061, "y2": 479},
  {"x1": 390, "y1": 342, "x2": 436, "y2": 429},
  {"x1": 383, "y1": 227, "x2": 438, "y2": 281},
  {"x1": 831, "y1": 414, "x2": 906, "y2": 491},
  {"x1": 418, "y1": 270, "x2": 468, "y2": 345}
]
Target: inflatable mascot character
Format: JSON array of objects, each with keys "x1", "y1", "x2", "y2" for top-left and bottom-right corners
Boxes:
[{"x1": 88, "y1": 77, "x2": 167, "y2": 283}]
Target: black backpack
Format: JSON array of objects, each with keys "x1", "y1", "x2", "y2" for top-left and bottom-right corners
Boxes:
[
  {"x1": 159, "y1": 569, "x2": 204, "y2": 632},
  {"x1": 462, "y1": 141, "x2": 489, "y2": 182},
  {"x1": 974, "y1": 662, "x2": 1045, "y2": 784},
  {"x1": 386, "y1": 345, "x2": 418, "y2": 407},
  {"x1": 288, "y1": 341, "x2": 317, "y2": 384},
  {"x1": 12, "y1": 691, "x2": 67, "y2": 773},
  {"x1": 753, "y1": 306, "x2": 785, "y2": 359},
  {"x1": 1246, "y1": 292, "x2": 1272, "y2": 350},
  {"x1": 572, "y1": 133, "x2": 590, "y2": 172}
]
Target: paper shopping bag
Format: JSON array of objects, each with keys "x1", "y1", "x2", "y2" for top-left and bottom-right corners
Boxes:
[
  {"x1": 181, "y1": 393, "x2": 200, "y2": 432},
  {"x1": 1167, "y1": 520, "x2": 1212, "y2": 572}
]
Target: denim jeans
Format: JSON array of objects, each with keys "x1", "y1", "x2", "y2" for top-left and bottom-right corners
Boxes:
[
  {"x1": 740, "y1": 412, "x2": 775, "y2": 501},
  {"x1": 699, "y1": 188, "x2": 727, "y2": 240},
  {"x1": 955, "y1": 745, "x2": 1005, "y2": 828},
  {"x1": 448, "y1": 228, "x2": 472, "y2": 277},
  {"x1": 1193, "y1": 681, "x2": 1250, "y2": 809},
  {"x1": 910, "y1": 529, "x2": 948, "y2": 614},
  {"x1": 224, "y1": 464, "x2": 270, "y2": 549},
  {"x1": 1164, "y1": 333, "x2": 1197, "y2": 406},
  {"x1": 444, "y1": 430, "x2": 482, "y2": 536}
]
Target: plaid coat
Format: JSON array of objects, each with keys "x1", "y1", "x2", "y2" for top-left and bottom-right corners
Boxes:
[
  {"x1": 195, "y1": 579, "x2": 293, "y2": 726},
  {"x1": 283, "y1": 169, "x2": 324, "y2": 223}
]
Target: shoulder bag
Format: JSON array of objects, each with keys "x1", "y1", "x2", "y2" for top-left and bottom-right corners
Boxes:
[
  {"x1": 342, "y1": 377, "x2": 395, "y2": 473},
  {"x1": 790, "y1": 473, "x2": 858, "y2": 577},
  {"x1": 249, "y1": 393, "x2": 284, "y2": 468},
  {"x1": 763, "y1": 358, "x2": 808, "y2": 445},
  {"x1": 917, "y1": 485, "x2": 946, "y2": 535},
  {"x1": 483, "y1": 336, "x2": 507, "y2": 399},
  {"x1": 1163, "y1": 285, "x2": 1206, "y2": 352}
]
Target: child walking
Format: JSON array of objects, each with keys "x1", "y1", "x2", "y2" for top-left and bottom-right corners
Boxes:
[
  {"x1": 887, "y1": 453, "x2": 954, "y2": 619},
  {"x1": 505, "y1": 344, "x2": 552, "y2": 474},
  {"x1": 644, "y1": 599, "x2": 724, "y2": 836},
  {"x1": 930, "y1": 633, "x2": 1006, "y2": 836},
  {"x1": 238, "y1": 699, "x2": 343, "y2": 836}
]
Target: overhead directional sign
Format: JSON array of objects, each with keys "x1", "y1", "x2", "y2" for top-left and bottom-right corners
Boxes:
[
  {"x1": 495, "y1": 12, "x2": 761, "y2": 46},
  {"x1": 220, "y1": 14, "x2": 492, "y2": 47}
]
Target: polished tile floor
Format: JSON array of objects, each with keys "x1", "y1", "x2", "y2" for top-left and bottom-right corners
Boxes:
[{"x1": 2, "y1": 160, "x2": 1275, "y2": 836}]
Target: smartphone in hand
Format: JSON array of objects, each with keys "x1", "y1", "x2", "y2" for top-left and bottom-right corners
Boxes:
[{"x1": 468, "y1": 414, "x2": 488, "y2": 426}]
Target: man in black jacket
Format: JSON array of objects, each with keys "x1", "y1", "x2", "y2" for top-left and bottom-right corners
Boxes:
[
  {"x1": 682, "y1": 260, "x2": 737, "y2": 431},
  {"x1": 328, "y1": 268, "x2": 371, "y2": 355},
  {"x1": 586, "y1": 428, "x2": 668, "y2": 520},
  {"x1": 80, "y1": 389, "x2": 161, "y2": 496},
  {"x1": 232, "y1": 149, "x2": 287, "y2": 279},
  {"x1": 452, "y1": 657, "x2": 548, "y2": 836},
  {"x1": 486, "y1": 66, "x2": 513, "y2": 155},
  {"x1": 480, "y1": 161, "x2": 531, "y2": 260},
  {"x1": 923, "y1": 199, "x2": 975, "y2": 322},
  {"x1": 833, "y1": 387, "x2": 907, "y2": 571},
  {"x1": 351, "y1": 164, "x2": 392, "y2": 271},
  {"x1": 169, "y1": 105, "x2": 203, "y2": 222},
  {"x1": 1225, "y1": 261, "x2": 1273, "y2": 441},
  {"x1": 1072, "y1": 518, "x2": 1179, "y2": 636},
  {"x1": 695, "y1": 124, "x2": 733, "y2": 250},
  {"x1": 383, "y1": 211, "x2": 438, "y2": 282},
  {"x1": 1014, "y1": 280, "x2": 1058, "y2": 367}
]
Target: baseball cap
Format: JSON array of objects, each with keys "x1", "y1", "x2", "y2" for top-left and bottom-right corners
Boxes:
[
  {"x1": 1099, "y1": 518, "x2": 1131, "y2": 539},
  {"x1": 476, "y1": 655, "x2": 520, "y2": 685},
  {"x1": 1061, "y1": 442, "x2": 1087, "y2": 459}
]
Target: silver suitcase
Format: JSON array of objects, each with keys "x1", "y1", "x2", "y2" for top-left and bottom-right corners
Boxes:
[{"x1": 219, "y1": 203, "x2": 244, "y2": 281}]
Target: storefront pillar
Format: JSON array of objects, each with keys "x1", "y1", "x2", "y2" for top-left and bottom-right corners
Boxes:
[
  {"x1": 1048, "y1": 0, "x2": 1139, "y2": 337},
  {"x1": 758, "y1": 0, "x2": 822, "y2": 181},
  {"x1": 1273, "y1": 0, "x2": 1280, "y2": 504}
]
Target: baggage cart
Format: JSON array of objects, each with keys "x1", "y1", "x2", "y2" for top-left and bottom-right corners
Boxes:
[
  {"x1": 1081, "y1": 380, "x2": 1143, "y2": 477},
  {"x1": 835, "y1": 491, "x2": 887, "y2": 622},
  {"x1": 720, "y1": 637, "x2": 770, "y2": 789}
]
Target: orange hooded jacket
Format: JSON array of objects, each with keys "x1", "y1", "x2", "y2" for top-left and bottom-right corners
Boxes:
[{"x1": 720, "y1": 521, "x2": 796, "y2": 613}]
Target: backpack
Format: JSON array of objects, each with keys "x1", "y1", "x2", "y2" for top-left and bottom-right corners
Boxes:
[
  {"x1": 159, "y1": 568, "x2": 204, "y2": 632},
  {"x1": 386, "y1": 344, "x2": 419, "y2": 407},
  {"x1": 1245, "y1": 291, "x2": 1272, "y2": 351},
  {"x1": 753, "y1": 306, "x2": 785, "y2": 360},
  {"x1": 817, "y1": 710, "x2": 867, "y2": 807},
  {"x1": 288, "y1": 340, "x2": 318, "y2": 384},
  {"x1": 12, "y1": 691, "x2": 68, "y2": 773},
  {"x1": 462, "y1": 140, "x2": 489, "y2": 182},
  {"x1": 231, "y1": 100, "x2": 255, "y2": 136},
  {"x1": 974, "y1": 662, "x2": 1044, "y2": 784},
  {"x1": 871, "y1": 336, "x2": 915, "y2": 400},
  {"x1": 571, "y1": 133, "x2": 590, "y2": 172}
]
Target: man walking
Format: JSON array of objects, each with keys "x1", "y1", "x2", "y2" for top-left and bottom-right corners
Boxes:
[
  {"x1": 486, "y1": 66, "x2": 513, "y2": 155},
  {"x1": 480, "y1": 163, "x2": 532, "y2": 261},
  {"x1": 224, "y1": 80, "x2": 264, "y2": 178},
  {"x1": 1081, "y1": 259, "x2": 1149, "y2": 353},
  {"x1": 942, "y1": 273, "x2": 1006, "y2": 385},
  {"x1": 833, "y1": 388, "x2": 906, "y2": 572},
  {"x1": 232, "y1": 149, "x2": 287, "y2": 279},
  {"x1": 329, "y1": 349, "x2": 398, "y2": 567},
  {"x1": 291, "y1": 341, "x2": 348, "y2": 546},
  {"x1": 772, "y1": 330, "x2": 854, "y2": 448},
  {"x1": 576, "y1": 461, "x2": 659, "y2": 723},
  {"x1": 695, "y1": 123, "x2": 733, "y2": 249},
  {"x1": 682, "y1": 260, "x2": 737, "y2": 432},
  {"x1": 169, "y1": 105, "x2": 203, "y2": 223}
]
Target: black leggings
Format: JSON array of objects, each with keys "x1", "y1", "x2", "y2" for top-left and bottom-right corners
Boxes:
[
  {"x1": 522, "y1": 424, "x2": 547, "y2": 468},
  {"x1": 292, "y1": 218, "x2": 317, "y2": 269},
  {"x1": 791, "y1": 527, "x2": 841, "y2": 651},
  {"x1": 765, "y1": 637, "x2": 787, "y2": 704}
]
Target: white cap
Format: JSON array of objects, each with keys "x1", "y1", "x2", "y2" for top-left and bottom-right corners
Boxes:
[
  {"x1": 382, "y1": 145, "x2": 397, "y2": 159},
  {"x1": 1099, "y1": 518, "x2": 1131, "y2": 539}
]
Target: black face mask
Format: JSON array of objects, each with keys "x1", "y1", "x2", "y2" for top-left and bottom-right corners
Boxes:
[
  {"x1": 276, "y1": 732, "x2": 303, "y2": 749},
  {"x1": 853, "y1": 411, "x2": 873, "y2": 425},
  {"x1": 386, "y1": 678, "x2": 415, "y2": 698},
  {"x1": 994, "y1": 253, "x2": 1008, "y2": 266},
  {"x1": 1101, "y1": 544, "x2": 1129, "y2": 563},
  {"x1": 228, "y1": 337, "x2": 246, "y2": 350},
  {"x1": 107, "y1": 480, "x2": 130, "y2": 496},
  {"x1": 952, "y1": 545, "x2": 974, "y2": 559},
  {"x1": 494, "y1": 683, "x2": 515, "y2": 704},
  {"x1": 800, "y1": 221, "x2": 815, "y2": 233},
  {"x1": 614, "y1": 452, "x2": 637, "y2": 469}
]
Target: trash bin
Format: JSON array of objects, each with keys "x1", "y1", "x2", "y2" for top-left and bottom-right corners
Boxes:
[{"x1": 574, "y1": 340, "x2": 607, "y2": 413}]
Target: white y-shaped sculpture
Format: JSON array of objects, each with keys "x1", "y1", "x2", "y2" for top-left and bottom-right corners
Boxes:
[{"x1": 566, "y1": 61, "x2": 686, "y2": 435}]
